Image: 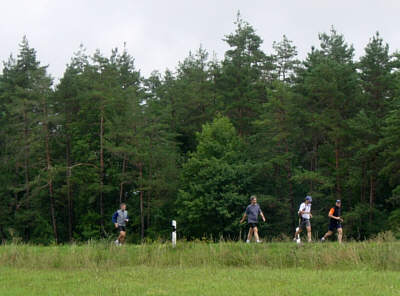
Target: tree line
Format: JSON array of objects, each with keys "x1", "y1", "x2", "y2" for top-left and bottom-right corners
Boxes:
[{"x1": 1, "y1": 15, "x2": 399, "y2": 243}]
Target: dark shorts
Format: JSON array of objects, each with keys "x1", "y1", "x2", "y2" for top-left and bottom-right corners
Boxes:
[
  {"x1": 329, "y1": 222, "x2": 342, "y2": 231},
  {"x1": 118, "y1": 226, "x2": 126, "y2": 232},
  {"x1": 248, "y1": 223, "x2": 258, "y2": 229},
  {"x1": 300, "y1": 218, "x2": 311, "y2": 229}
]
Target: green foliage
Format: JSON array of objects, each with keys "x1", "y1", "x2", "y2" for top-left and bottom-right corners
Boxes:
[
  {"x1": 177, "y1": 116, "x2": 251, "y2": 238},
  {"x1": 216, "y1": 13, "x2": 270, "y2": 136},
  {"x1": 1, "y1": 20, "x2": 400, "y2": 243}
]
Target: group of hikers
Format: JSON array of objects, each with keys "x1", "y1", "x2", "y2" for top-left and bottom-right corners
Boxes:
[
  {"x1": 112, "y1": 195, "x2": 343, "y2": 245},
  {"x1": 240, "y1": 195, "x2": 343, "y2": 244}
]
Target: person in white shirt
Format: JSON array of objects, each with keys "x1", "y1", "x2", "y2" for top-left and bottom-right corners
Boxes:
[{"x1": 293, "y1": 196, "x2": 312, "y2": 243}]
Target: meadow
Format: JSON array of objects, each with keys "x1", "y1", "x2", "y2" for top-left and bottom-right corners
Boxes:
[{"x1": 0, "y1": 236, "x2": 399, "y2": 295}]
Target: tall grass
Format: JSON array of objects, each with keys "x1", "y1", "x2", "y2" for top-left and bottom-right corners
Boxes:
[{"x1": 0, "y1": 236, "x2": 399, "y2": 271}]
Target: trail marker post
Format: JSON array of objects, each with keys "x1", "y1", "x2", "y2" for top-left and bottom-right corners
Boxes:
[{"x1": 172, "y1": 220, "x2": 177, "y2": 248}]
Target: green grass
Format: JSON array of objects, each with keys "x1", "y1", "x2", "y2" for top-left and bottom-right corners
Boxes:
[
  {"x1": 0, "y1": 266, "x2": 399, "y2": 296},
  {"x1": 1, "y1": 240, "x2": 399, "y2": 270},
  {"x1": 0, "y1": 240, "x2": 399, "y2": 295}
]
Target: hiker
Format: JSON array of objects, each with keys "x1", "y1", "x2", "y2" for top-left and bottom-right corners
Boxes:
[
  {"x1": 294, "y1": 196, "x2": 312, "y2": 243},
  {"x1": 240, "y1": 195, "x2": 266, "y2": 243},
  {"x1": 112, "y1": 203, "x2": 129, "y2": 246},
  {"x1": 321, "y1": 200, "x2": 343, "y2": 243}
]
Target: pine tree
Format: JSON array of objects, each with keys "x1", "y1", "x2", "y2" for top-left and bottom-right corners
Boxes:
[
  {"x1": 0, "y1": 37, "x2": 55, "y2": 242},
  {"x1": 272, "y1": 35, "x2": 300, "y2": 83},
  {"x1": 216, "y1": 13, "x2": 271, "y2": 136},
  {"x1": 349, "y1": 32, "x2": 395, "y2": 210},
  {"x1": 295, "y1": 28, "x2": 359, "y2": 201}
]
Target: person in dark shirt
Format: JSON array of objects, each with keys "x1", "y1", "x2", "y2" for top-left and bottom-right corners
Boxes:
[
  {"x1": 321, "y1": 200, "x2": 343, "y2": 243},
  {"x1": 240, "y1": 196, "x2": 266, "y2": 243}
]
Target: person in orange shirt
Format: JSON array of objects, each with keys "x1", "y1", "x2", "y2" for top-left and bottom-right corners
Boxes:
[{"x1": 321, "y1": 200, "x2": 343, "y2": 243}]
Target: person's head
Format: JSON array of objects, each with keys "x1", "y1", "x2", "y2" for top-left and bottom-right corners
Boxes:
[
  {"x1": 305, "y1": 195, "x2": 312, "y2": 204},
  {"x1": 250, "y1": 195, "x2": 257, "y2": 204},
  {"x1": 120, "y1": 203, "x2": 126, "y2": 211},
  {"x1": 335, "y1": 200, "x2": 341, "y2": 207}
]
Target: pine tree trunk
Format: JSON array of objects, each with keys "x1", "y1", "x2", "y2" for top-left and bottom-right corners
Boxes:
[
  {"x1": 147, "y1": 137, "x2": 154, "y2": 228},
  {"x1": 238, "y1": 107, "x2": 243, "y2": 137},
  {"x1": 146, "y1": 191, "x2": 150, "y2": 229},
  {"x1": 0, "y1": 225, "x2": 5, "y2": 244},
  {"x1": 369, "y1": 158, "x2": 376, "y2": 223},
  {"x1": 65, "y1": 104, "x2": 73, "y2": 241},
  {"x1": 23, "y1": 108, "x2": 30, "y2": 205},
  {"x1": 310, "y1": 139, "x2": 318, "y2": 192},
  {"x1": 66, "y1": 164, "x2": 72, "y2": 241},
  {"x1": 361, "y1": 162, "x2": 366, "y2": 203},
  {"x1": 335, "y1": 138, "x2": 341, "y2": 199},
  {"x1": 43, "y1": 101, "x2": 58, "y2": 243},
  {"x1": 119, "y1": 156, "x2": 127, "y2": 204},
  {"x1": 139, "y1": 162, "x2": 144, "y2": 241},
  {"x1": 285, "y1": 141, "x2": 295, "y2": 228},
  {"x1": 23, "y1": 107, "x2": 30, "y2": 240},
  {"x1": 369, "y1": 175, "x2": 375, "y2": 221},
  {"x1": 99, "y1": 111, "x2": 105, "y2": 234},
  {"x1": 147, "y1": 162, "x2": 152, "y2": 228}
]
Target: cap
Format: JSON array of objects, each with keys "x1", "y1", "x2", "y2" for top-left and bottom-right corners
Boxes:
[
  {"x1": 336, "y1": 200, "x2": 341, "y2": 203},
  {"x1": 305, "y1": 196, "x2": 312, "y2": 202}
]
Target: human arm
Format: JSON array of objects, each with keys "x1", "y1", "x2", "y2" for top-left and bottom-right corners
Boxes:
[
  {"x1": 328, "y1": 208, "x2": 343, "y2": 221},
  {"x1": 112, "y1": 212, "x2": 119, "y2": 228},
  {"x1": 240, "y1": 213, "x2": 247, "y2": 224},
  {"x1": 260, "y1": 211, "x2": 266, "y2": 222}
]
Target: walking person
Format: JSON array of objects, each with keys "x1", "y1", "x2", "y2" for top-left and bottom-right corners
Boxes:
[
  {"x1": 240, "y1": 196, "x2": 266, "y2": 243},
  {"x1": 293, "y1": 196, "x2": 312, "y2": 243},
  {"x1": 321, "y1": 200, "x2": 343, "y2": 243},
  {"x1": 112, "y1": 203, "x2": 129, "y2": 246}
]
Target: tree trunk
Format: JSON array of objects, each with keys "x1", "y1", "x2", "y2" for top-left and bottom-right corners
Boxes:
[
  {"x1": 66, "y1": 165, "x2": 72, "y2": 241},
  {"x1": 0, "y1": 225, "x2": 5, "y2": 244},
  {"x1": 285, "y1": 141, "x2": 295, "y2": 228},
  {"x1": 147, "y1": 162, "x2": 152, "y2": 228},
  {"x1": 146, "y1": 191, "x2": 151, "y2": 229},
  {"x1": 23, "y1": 107, "x2": 30, "y2": 240},
  {"x1": 99, "y1": 111, "x2": 105, "y2": 234},
  {"x1": 147, "y1": 137, "x2": 154, "y2": 229},
  {"x1": 369, "y1": 159, "x2": 376, "y2": 223},
  {"x1": 335, "y1": 138, "x2": 341, "y2": 199},
  {"x1": 65, "y1": 103, "x2": 73, "y2": 241},
  {"x1": 238, "y1": 107, "x2": 243, "y2": 137},
  {"x1": 310, "y1": 139, "x2": 318, "y2": 192},
  {"x1": 139, "y1": 162, "x2": 144, "y2": 241},
  {"x1": 14, "y1": 163, "x2": 19, "y2": 210},
  {"x1": 23, "y1": 108, "x2": 30, "y2": 205},
  {"x1": 119, "y1": 156, "x2": 127, "y2": 204},
  {"x1": 369, "y1": 175, "x2": 375, "y2": 206},
  {"x1": 361, "y1": 162, "x2": 366, "y2": 203},
  {"x1": 43, "y1": 100, "x2": 58, "y2": 243}
]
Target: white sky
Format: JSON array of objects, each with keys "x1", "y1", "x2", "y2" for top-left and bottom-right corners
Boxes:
[{"x1": 1, "y1": 0, "x2": 400, "y2": 79}]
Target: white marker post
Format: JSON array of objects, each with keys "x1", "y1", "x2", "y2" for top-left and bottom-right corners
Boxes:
[{"x1": 172, "y1": 220, "x2": 177, "y2": 248}]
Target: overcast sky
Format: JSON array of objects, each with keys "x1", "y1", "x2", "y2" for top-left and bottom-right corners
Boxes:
[{"x1": 1, "y1": 0, "x2": 400, "y2": 80}]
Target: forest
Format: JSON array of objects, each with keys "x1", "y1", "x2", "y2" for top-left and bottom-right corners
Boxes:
[{"x1": 0, "y1": 15, "x2": 399, "y2": 244}]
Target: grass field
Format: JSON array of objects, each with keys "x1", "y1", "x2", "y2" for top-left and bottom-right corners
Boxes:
[{"x1": 0, "y1": 238, "x2": 399, "y2": 295}]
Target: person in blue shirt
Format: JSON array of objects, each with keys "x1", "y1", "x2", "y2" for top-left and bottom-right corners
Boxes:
[
  {"x1": 240, "y1": 196, "x2": 266, "y2": 243},
  {"x1": 112, "y1": 203, "x2": 129, "y2": 246}
]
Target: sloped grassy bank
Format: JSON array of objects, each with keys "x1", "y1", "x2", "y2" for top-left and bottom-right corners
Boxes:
[{"x1": 1, "y1": 240, "x2": 399, "y2": 271}]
